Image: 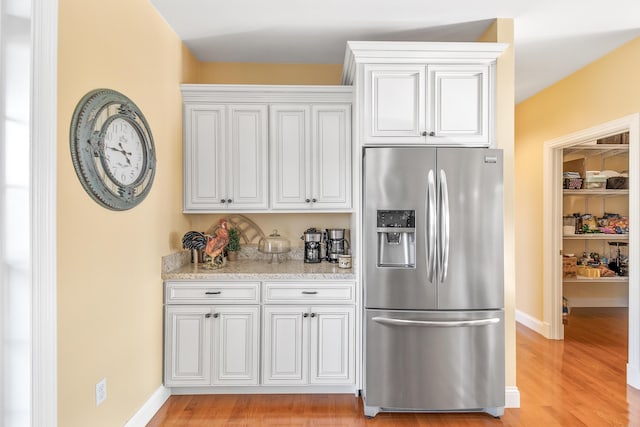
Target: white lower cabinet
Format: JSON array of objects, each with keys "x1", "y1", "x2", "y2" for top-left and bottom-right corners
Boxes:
[
  {"x1": 262, "y1": 305, "x2": 355, "y2": 386},
  {"x1": 164, "y1": 280, "x2": 356, "y2": 390},
  {"x1": 165, "y1": 305, "x2": 212, "y2": 386},
  {"x1": 164, "y1": 304, "x2": 259, "y2": 387}
]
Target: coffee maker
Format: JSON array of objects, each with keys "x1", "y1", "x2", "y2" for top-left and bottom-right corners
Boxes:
[
  {"x1": 302, "y1": 228, "x2": 323, "y2": 263},
  {"x1": 325, "y1": 228, "x2": 350, "y2": 263}
]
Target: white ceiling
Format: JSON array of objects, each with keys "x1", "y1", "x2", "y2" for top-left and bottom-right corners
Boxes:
[{"x1": 150, "y1": 0, "x2": 640, "y2": 103}]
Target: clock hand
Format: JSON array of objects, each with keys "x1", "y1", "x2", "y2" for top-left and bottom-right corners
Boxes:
[
  {"x1": 107, "y1": 145, "x2": 133, "y2": 167},
  {"x1": 118, "y1": 142, "x2": 132, "y2": 157}
]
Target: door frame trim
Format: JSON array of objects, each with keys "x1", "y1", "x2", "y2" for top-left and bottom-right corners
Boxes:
[
  {"x1": 542, "y1": 113, "x2": 640, "y2": 389},
  {"x1": 32, "y1": 0, "x2": 58, "y2": 424}
]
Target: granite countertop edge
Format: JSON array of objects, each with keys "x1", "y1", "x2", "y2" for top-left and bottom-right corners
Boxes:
[{"x1": 161, "y1": 252, "x2": 355, "y2": 281}]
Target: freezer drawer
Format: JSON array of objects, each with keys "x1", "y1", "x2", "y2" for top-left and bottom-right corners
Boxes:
[{"x1": 364, "y1": 309, "x2": 504, "y2": 413}]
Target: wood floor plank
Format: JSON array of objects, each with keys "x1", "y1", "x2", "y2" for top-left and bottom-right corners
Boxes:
[{"x1": 148, "y1": 307, "x2": 639, "y2": 426}]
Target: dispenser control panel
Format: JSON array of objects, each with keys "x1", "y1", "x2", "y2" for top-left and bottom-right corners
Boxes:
[{"x1": 377, "y1": 210, "x2": 415, "y2": 228}]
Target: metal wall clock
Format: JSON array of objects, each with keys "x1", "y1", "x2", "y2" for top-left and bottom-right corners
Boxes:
[{"x1": 70, "y1": 89, "x2": 156, "y2": 210}]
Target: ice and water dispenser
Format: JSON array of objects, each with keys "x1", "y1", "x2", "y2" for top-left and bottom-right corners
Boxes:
[{"x1": 376, "y1": 210, "x2": 416, "y2": 268}]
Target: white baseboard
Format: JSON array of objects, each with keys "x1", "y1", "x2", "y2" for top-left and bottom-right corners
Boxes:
[
  {"x1": 515, "y1": 309, "x2": 550, "y2": 337},
  {"x1": 124, "y1": 385, "x2": 171, "y2": 427},
  {"x1": 505, "y1": 386, "x2": 520, "y2": 408},
  {"x1": 628, "y1": 363, "x2": 640, "y2": 390},
  {"x1": 566, "y1": 297, "x2": 628, "y2": 308}
]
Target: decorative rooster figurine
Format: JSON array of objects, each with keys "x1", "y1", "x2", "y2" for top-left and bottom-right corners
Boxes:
[{"x1": 205, "y1": 219, "x2": 229, "y2": 267}]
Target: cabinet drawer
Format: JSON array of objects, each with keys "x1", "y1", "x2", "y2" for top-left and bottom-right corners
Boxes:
[
  {"x1": 165, "y1": 281, "x2": 260, "y2": 304},
  {"x1": 263, "y1": 282, "x2": 355, "y2": 304}
]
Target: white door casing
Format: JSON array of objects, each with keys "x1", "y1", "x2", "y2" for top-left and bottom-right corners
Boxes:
[{"x1": 542, "y1": 113, "x2": 640, "y2": 389}]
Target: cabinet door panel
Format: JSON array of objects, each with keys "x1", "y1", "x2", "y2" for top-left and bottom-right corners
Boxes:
[
  {"x1": 270, "y1": 105, "x2": 311, "y2": 209},
  {"x1": 309, "y1": 306, "x2": 354, "y2": 384},
  {"x1": 184, "y1": 105, "x2": 226, "y2": 210},
  {"x1": 428, "y1": 65, "x2": 490, "y2": 146},
  {"x1": 213, "y1": 306, "x2": 259, "y2": 385},
  {"x1": 228, "y1": 105, "x2": 268, "y2": 209},
  {"x1": 364, "y1": 66, "x2": 425, "y2": 143},
  {"x1": 312, "y1": 105, "x2": 351, "y2": 209},
  {"x1": 262, "y1": 306, "x2": 308, "y2": 384},
  {"x1": 165, "y1": 306, "x2": 211, "y2": 386}
]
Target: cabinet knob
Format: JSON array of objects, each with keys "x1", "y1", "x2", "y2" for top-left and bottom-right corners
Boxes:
[
  {"x1": 220, "y1": 199, "x2": 226, "y2": 204},
  {"x1": 310, "y1": 313, "x2": 316, "y2": 318},
  {"x1": 213, "y1": 313, "x2": 219, "y2": 318},
  {"x1": 205, "y1": 313, "x2": 212, "y2": 318},
  {"x1": 227, "y1": 199, "x2": 232, "y2": 203},
  {"x1": 311, "y1": 198, "x2": 317, "y2": 203},
  {"x1": 305, "y1": 199, "x2": 311, "y2": 203},
  {"x1": 303, "y1": 313, "x2": 309, "y2": 318},
  {"x1": 429, "y1": 131, "x2": 435, "y2": 137},
  {"x1": 422, "y1": 131, "x2": 428, "y2": 136}
]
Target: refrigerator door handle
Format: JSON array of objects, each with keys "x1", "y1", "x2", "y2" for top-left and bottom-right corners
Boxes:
[
  {"x1": 439, "y1": 169, "x2": 450, "y2": 283},
  {"x1": 372, "y1": 316, "x2": 500, "y2": 328},
  {"x1": 426, "y1": 169, "x2": 437, "y2": 283}
]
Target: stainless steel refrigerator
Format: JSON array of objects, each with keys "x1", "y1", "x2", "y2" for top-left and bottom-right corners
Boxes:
[{"x1": 363, "y1": 147, "x2": 504, "y2": 418}]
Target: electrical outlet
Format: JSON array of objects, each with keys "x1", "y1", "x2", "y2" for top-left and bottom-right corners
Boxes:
[{"x1": 95, "y1": 378, "x2": 107, "y2": 406}]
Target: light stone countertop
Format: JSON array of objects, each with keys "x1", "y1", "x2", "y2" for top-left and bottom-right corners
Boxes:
[{"x1": 162, "y1": 258, "x2": 355, "y2": 281}]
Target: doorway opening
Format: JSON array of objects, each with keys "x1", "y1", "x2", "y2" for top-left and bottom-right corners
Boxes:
[{"x1": 542, "y1": 113, "x2": 640, "y2": 388}]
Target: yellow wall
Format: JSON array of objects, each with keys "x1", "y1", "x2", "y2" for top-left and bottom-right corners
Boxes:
[
  {"x1": 515, "y1": 36, "x2": 640, "y2": 320},
  {"x1": 478, "y1": 18, "x2": 517, "y2": 390},
  {"x1": 197, "y1": 62, "x2": 343, "y2": 85},
  {"x1": 58, "y1": 0, "x2": 196, "y2": 425}
]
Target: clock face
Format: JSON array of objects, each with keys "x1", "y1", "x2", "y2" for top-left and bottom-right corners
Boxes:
[
  {"x1": 70, "y1": 89, "x2": 156, "y2": 211},
  {"x1": 103, "y1": 118, "x2": 145, "y2": 186}
]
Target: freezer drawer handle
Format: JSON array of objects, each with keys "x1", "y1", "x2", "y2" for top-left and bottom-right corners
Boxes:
[
  {"x1": 205, "y1": 291, "x2": 222, "y2": 295},
  {"x1": 372, "y1": 316, "x2": 500, "y2": 328},
  {"x1": 301, "y1": 290, "x2": 318, "y2": 295}
]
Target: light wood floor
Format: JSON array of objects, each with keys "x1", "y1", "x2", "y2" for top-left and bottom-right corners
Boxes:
[{"x1": 148, "y1": 307, "x2": 640, "y2": 426}]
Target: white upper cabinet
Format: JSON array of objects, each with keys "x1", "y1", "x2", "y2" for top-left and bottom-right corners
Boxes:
[
  {"x1": 428, "y1": 65, "x2": 489, "y2": 145},
  {"x1": 270, "y1": 103, "x2": 351, "y2": 210},
  {"x1": 312, "y1": 105, "x2": 352, "y2": 209},
  {"x1": 181, "y1": 85, "x2": 352, "y2": 212},
  {"x1": 270, "y1": 105, "x2": 311, "y2": 210},
  {"x1": 184, "y1": 105, "x2": 227, "y2": 210},
  {"x1": 343, "y1": 41, "x2": 507, "y2": 147},
  {"x1": 364, "y1": 64, "x2": 490, "y2": 146},
  {"x1": 365, "y1": 65, "x2": 426, "y2": 143},
  {"x1": 227, "y1": 105, "x2": 269, "y2": 209},
  {"x1": 183, "y1": 103, "x2": 268, "y2": 211}
]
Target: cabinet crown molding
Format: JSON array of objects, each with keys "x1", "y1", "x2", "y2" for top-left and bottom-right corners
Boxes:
[
  {"x1": 341, "y1": 41, "x2": 508, "y2": 85},
  {"x1": 181, "y1": 84, "x2": 353, "y2": 103}
]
